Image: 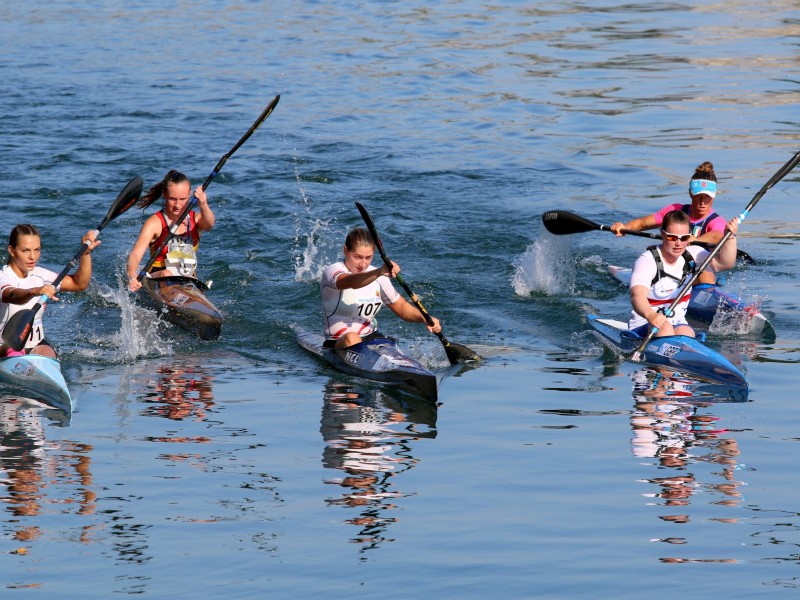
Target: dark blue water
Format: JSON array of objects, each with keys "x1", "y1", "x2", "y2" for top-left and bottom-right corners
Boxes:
[{"x1": 2, "y1": 1, "x2": 800, "y2": 597}]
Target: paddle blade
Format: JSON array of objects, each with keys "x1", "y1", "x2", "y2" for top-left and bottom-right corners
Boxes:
[
  {"x1": 1, "y1": 303, "x2": 42, "y2": 352},
  {"x1": 354, "y1": 202, "x2": 390, "y2": 264},
  {"x1": 442, "y1": 338, "x2": 482, "y2": 364},
  {"x1": 97, "y1": 175, "x2": 144, "y2": 230},
  {"x1": 541, "y1": 211, "x2": 601, "y2": 235}
]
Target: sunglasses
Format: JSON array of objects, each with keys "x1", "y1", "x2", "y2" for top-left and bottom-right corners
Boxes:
[{"x1": 661, "y1": 230, "x2": 692, "y2": 242}]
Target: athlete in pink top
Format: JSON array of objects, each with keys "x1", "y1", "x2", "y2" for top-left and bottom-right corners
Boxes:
[{"x1": 611, "y1": 161, "x2": 725, "y2": 285}]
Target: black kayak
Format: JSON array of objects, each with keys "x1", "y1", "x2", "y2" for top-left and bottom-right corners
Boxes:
[{"x1": 296, "y1": 330, "x2": 438, "y2": 403}]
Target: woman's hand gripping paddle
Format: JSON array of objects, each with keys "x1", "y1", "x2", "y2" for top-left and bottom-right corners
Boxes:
[
  {"x1": 631, "y1": 149, "x2": 800, "y2": 361},
  {"x1": 355, "y1": 202, "x2": 482, "y2": 365},
  {"x1": 2, "y1": 175, "x2": 144, "y2": 351},
  {"x1": 136, "y1": 94, "x2": 281, "y2": 282}
]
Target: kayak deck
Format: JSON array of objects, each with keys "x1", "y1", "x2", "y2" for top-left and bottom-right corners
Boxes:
[
  {"x1": 141, "y1": 275, "x2": 222, "y2": 341},
  {"x1": 296, "y1": 330, "x2": 438, "y2": 402},
  {"x1": 588, "y1": 315, "x2": 748, "y2": 387},
  {"x1": 608, "y1": 265, "x2": 771, "y2": 336},
  {"x1": 0, "y1": 355, "x2": 73, "y2": 416}
]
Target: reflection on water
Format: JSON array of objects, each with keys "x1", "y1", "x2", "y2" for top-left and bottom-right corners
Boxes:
[
  {"x1": 319, "y1": 380, "x2": 437, "y2": 555},
  {"x1": 629, "y1": 369, "x2": 747, "y2": 563},
  {"x1": 141, "y1": 363, "x2": 216, "y2": 425},
  {"x1": 0, "y1": 396, "x2": 96, "y2": 558}
]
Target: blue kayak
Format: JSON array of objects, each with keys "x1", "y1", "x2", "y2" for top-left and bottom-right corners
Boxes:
[
  {"x1": 296, "y1": 330, "x2": 438, "y2": 402},
  {"x1": 0, "y1": 354, "x2": 73, "y2": 416},
  {"x1": 587, "y1": 315, "x2": 747, "y2": 387},
  {"x1": 608, "y1": 265, "x2": 771, "y2": 336}
]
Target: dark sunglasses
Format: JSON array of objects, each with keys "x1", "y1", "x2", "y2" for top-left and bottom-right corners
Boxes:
[{"x1": 661, "y1": 230, "x2": 692, "y2": 242}]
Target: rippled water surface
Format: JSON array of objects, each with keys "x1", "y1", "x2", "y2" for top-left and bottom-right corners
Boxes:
[{"x1": 2, "y1": 1, "x2": 800, "y2": 597}]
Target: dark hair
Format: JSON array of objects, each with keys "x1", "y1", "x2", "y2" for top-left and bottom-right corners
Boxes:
[
  {"x1": 691, "y1": 161, "x2": 716, "y2": 182},
  {"x1": 137, "y1": 170, "x2": 190, "y2": 208},
  {"x1": 7, "y1": 224, "x2": 40, "y2": 265},
  {"x1": 344, "y1": 227, "x2": 374, "y2": 251},
  {"x1": 662, "y1": 209, "x2": 691, "y2": 231}
]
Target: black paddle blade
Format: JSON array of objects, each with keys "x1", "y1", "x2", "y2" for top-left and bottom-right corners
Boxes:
[
  {"x1": 354, "y1": 202, "x2": 391, "y2": 264},
  {"x1": 442, "y1": 337, "x2": 482, "y2": 364},
  {"x1": 541, "y1": 211, "x2": 600, "y2": 235},
  {"x1": 2, "y1": 302, "x2": 43, "y2": 351},
  {"x1": 97, "y1": 175, "x2": 144, "y2": 230}
]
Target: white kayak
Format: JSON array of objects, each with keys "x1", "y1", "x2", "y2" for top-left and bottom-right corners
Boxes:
[{"x1": 608, "y1": 265, "x2": 771, "y2": 336}]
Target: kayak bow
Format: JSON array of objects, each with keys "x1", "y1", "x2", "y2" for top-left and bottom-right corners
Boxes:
[
  {"x1": 588, "y1": 315, "x2": 747, "y2": 387},
  {"x1": 296, "y1": 330, "x2": 438, "y2": 402}
]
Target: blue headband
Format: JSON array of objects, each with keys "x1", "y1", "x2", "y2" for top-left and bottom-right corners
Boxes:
[{"x1": 690, "y1": 179, "x2": 717, "y2": 198}]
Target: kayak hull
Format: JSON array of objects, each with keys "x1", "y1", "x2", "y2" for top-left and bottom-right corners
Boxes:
[
  {"x1": 588, "y1": 315, "x2": 747, "y2": 387},
  {"x1": 608, "y1": 265, "x2": 770, "y2": 335},
  {"x1": 296, "y1": 330, "x2": 438, "y2": 402},
  {"x1": 141, "y1": 275, "x2": 222, "y2": 341},
  {"x1": 0, "y1": 355, "x2": 72, "y2": 414}
]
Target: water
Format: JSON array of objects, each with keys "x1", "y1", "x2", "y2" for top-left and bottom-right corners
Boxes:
[{"x1": 2, "y1": 0, "x2": 800, "y2": 596}]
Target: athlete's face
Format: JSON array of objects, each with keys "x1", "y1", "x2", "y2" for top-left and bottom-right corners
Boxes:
[
  {"x1": 343, "y1": 243, "x2": 375, "y2": 273},
  {"x1": 163, "y1": 181, "x2": 192, "y2": 219},
  {"x1": 8, "y1": 234, "x2": 41, "y2": 276},
  {"x1": 660, "y1": 223, "x2": 691, "y2": 261},
  {"x1": 690, "y1": 192, "x2": 714, "y2": 216}
]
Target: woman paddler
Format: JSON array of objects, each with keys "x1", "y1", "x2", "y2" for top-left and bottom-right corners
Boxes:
[
  {"x1": 610, "y1": 161, "x2": 727, "y2": 285},
  {"x1": 321, "y1": 226, "x2": 441, "y2": 349},
  {"x1": 127, "y1": 170, "x2": 215, "y2": 292},
  {"x1": 0, "y1": 224, "x2": 100, "y2": 358},
  {"x1": 627, "y1": 210, "x2": 739, "y2": 339}
]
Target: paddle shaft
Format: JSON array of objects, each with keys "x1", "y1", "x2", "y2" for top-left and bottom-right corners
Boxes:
[
  {"x1": 354, "y1": 202, "x2": 481, "y2": 364},
  {"x1": 632, "y1": 149, "x2": 800, "y2": 359},
  {"x1": 137, "y1": 95, "x2": 281, "y2": 281}
]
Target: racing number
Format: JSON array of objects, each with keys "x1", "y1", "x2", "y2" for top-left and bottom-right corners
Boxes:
[{"x1": 357, "y1": 302, "x2": 382, "y2": 317}]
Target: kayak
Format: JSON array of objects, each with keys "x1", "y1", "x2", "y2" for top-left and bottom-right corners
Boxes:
[
  {"x1": 296, "y1": 330, "x2": 438, "y2": 403},
  {"x1": 587, "y1": 315, "x2": 747, "y2": 387},
  {"x1": 0, "y1": 354, "x2": 73, "y2": 415},
  {"x1": 608, "y1": 265, "x2": 771, "y2": 335},
  {"x1": 140, "y1": 274, "x2": 222, "y2": 341}
]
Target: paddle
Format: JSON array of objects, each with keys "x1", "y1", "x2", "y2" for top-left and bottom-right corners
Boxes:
[
  {"x1": 136, "y1": 94, "x2": 281, "y2": 281},
  {"x1": 2, "y1": 175, "x2": 144, "y2": 351},
  {"x1": 354, "y1": 202, "x2": 482, "y2": 365},
  {"x1": 541, "y1": 210, "x2": 756, "y2": 264},
  {"x1": 631, "y1": 149, "x2": 800, "y2": 361}
]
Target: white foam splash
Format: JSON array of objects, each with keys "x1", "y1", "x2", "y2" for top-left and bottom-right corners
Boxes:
[
  {"x1": 512, "y1": 236, "x2": 575, "y2": 296},
  {"x1": 93, "y1": 275, "x2": 173, "y2": 362}
]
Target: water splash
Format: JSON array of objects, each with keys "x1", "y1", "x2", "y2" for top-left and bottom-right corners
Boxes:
[
  {"x1": 512, "y1": 236, "x2": 575, "y2": 296},
  {"x1": 93, "y1": 276, "x2": 174, "y2": 362},
  {"x1": 294, "y1": 217, "x2": 331, "y2": 283}
]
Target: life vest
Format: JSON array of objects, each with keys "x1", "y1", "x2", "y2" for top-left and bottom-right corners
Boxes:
[
  {"x1": 149, "y1": 211, "x2": 200, "y2": 275},
  {"x1": 646, "y1": 245, "x2": 696, "y2": 311},
  {"x1": 680, "y1": 204, "x2": 719, "y2": 237}
]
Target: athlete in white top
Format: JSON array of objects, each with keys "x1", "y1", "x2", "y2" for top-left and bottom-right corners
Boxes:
[
  {"x1": 321, "y1": 226, "x2": 442, "y2": 349},
  {"x1": 0, "y1": 224, "x2": 100, "y2": 357},
  {"x1": 628, "y1": 210, "x2": 738, "y2": 338}
]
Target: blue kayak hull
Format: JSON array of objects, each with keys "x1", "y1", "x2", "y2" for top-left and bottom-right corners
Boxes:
[
  {"x1": 587, "y1": 315, "x2": 748, "y2": 387},
  {"x1": 296, "y1": 330, "x2": 438, "y2": 402},
  {"x1": 0, "y1": 355, "x2": 73, "y2": 415},
  {"x1": 608, "y1": 265, "x2": 771, "y2": 335}
]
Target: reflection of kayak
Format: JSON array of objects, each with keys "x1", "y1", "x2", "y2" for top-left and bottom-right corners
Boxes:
[
  {"x1": 588, "y1": 315, "x2": 747, "y2": 387},
  {"x1": 140, "y1": 274, "x2": 222, "y2": 341},
  {"x1": 608, "y1": 265, "x2": 771, "y2": 335},
  {"x1": 296, "y1": 330, "x2": 438, "y2": 403},
  {"x1": 0, "y1": 355, "x2": 73, "y2": 415}
]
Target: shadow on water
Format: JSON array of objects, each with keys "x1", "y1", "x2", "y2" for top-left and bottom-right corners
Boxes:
[{"x1": 319, "y1": 379, "x2": 437, "y2": 557}]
